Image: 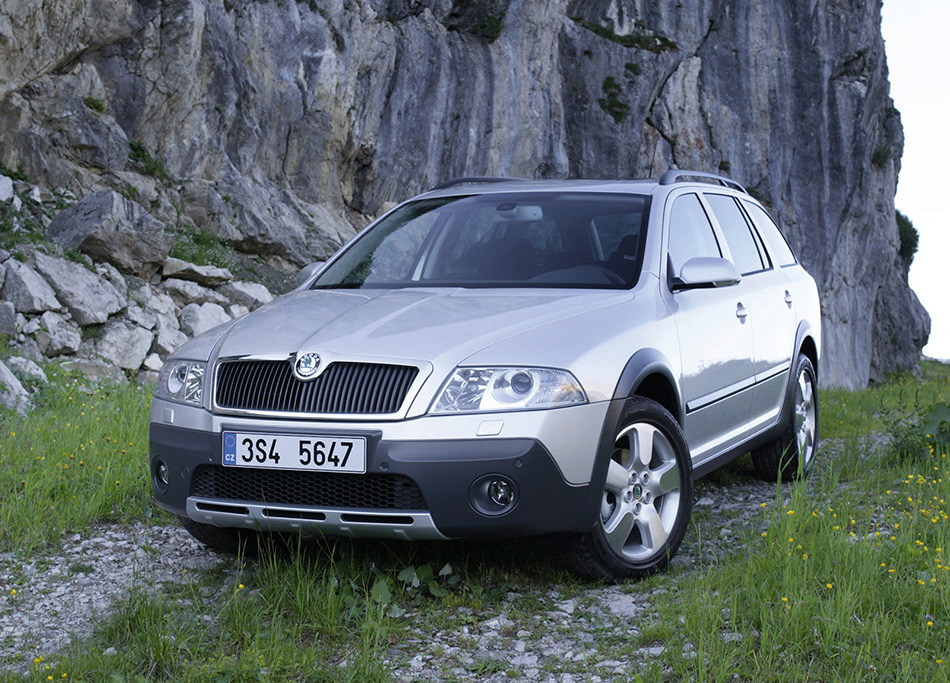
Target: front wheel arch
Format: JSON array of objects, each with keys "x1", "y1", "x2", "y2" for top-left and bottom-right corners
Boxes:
[{"x1": 561, "y1": 396, "x2": 694, "y2": 581}]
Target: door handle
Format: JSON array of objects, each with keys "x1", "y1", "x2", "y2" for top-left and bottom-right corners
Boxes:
[
  {"x1": 736, "y1": 303, "x2": 749, "y2": 320},
  {"x1": 784, "y1": 290, "x2": 794, "y2": 307}
]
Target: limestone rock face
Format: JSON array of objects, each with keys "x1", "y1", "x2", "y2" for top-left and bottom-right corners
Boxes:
[
  {"x1": 0, "y1": 0, "x2": 929, "y2": 387},
  {"x1": 46, "y1": 191, "x2": 174, "y2": 278}
]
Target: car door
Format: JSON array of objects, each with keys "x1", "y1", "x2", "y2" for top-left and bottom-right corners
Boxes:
[
  {"x1": 704, "y1": 193, "x2": 796, "y2": 431},
  {"x1": 665, "y1": 192, "x2": 756, "y2": 463}
]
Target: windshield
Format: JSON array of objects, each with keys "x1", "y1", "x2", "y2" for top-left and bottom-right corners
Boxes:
[{"x1": 312, "y1": 192, "x2": 651, "y2": 290}]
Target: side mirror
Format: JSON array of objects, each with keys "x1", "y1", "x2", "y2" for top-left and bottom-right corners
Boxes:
[
  {"x1": 297, "y1": 261, "x2": 326, "y2": 287},
  {"x1": 671, "y1": 257, "x2": 740, "y2": 291}
]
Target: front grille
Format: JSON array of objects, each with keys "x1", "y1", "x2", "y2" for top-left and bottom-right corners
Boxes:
[
  {"x1": 192, "y1": 465, "x2": 429, "y2": 510},
  {"x1": 215, "y1": 360, "x2": 418, "y2": 415}
]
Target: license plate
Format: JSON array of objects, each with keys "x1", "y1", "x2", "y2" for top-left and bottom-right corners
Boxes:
[{"x1": 222, "y1": 432, "x2": 366, "y2": 474}]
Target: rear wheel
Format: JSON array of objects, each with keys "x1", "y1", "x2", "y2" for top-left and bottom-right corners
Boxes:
[
  {"x1": 751, "y1": 353, "x2": 818, "y2": 482},
  {"x1": 562, "y1": 397, "x2": 693, "y2": 581}
]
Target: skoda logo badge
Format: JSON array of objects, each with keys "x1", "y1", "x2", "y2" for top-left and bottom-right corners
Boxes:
[{"x1": 293, "y1": 352, "x2": 322, "y2": 381}]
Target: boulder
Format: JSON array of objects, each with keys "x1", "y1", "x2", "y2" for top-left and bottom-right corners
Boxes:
[
  {"x1": 179, "y1": 302, "x2": 230, "y2": 337},
  {"x1": 6, "y1": 356, "x2": 48, "y2": 384},
  {"x1": 33, "y1": 311, "x2": 81, "y2": 356},
  {"x1": 132, "y1": 284, "x2": 178, "y2": 324},
  {"x1": 143, "y1": 353, "x2": 164, "y2": 373},
  {"x1": 217, "y1": 280, "x2": 273, "y2": 310},
  {"x1": 95, "y1": 321, "x2": 154, "y2": 371},
  {"x1": 153, "y1": 316, "x2": 188, "y2": 358},
  {"x1": 59, "y1": 358, "x2": 127, "y2": 384},
  {"x1": 46, "y1": 191, "x2": 175, "y2": 278},
  {"x1": 0, "y1": 359, "x2": 30, "y2": 415},
  {"x1": 161, "y1": 278, "x2": 228, "y2": 307},
  {"x1": 125, "y1": 301, "x2": 156, "y2": 330},
  {"x1": 162, "y1": 257, "x2": 233, "y2": 286},
  {"x1": 95, "y1": 262, "x2": 128, "y2": 299},
  {"x1": 227, "y1": 304, "x2": 249, "y2": 320},
  {"x1": 0, "y1": 260, "x2": 61, "y2": 313},
  {"x1": 0, "y1": 175, "x2": 12, "y2": 202},
  {"x1": 31, "y1": 251, "x2": 125, "y2": 325},
  {"x1": 0, "y1": 301, "x2": 16, "y2": 337}
]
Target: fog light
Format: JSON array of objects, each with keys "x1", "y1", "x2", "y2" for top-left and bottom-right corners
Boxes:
[
  {"x1": 154, "y1": 459, "x2": 169, "y2": 493},
  {"x1": 469, "y1": 474, "x2": 518, "y2": 517},
  {"x1": 489, "y1": 479, "x2": 513, "y2": 506}
]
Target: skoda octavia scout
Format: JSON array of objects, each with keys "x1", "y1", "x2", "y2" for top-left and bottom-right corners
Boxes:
[{"x1": 150, "y1": 170, "x2": 820, "y2": 580}]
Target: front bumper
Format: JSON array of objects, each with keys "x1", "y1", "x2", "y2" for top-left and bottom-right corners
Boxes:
[{"x1": 149, "y1": 402, "x2": 608, "y2": 540}]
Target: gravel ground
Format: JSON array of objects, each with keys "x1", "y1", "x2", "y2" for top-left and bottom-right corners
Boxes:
[{"x1": 0, "y1": 468, "x2": 795, "y2": 679}]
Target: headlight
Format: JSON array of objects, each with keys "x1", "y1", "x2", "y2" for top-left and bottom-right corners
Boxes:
[
  {"x1": 430, "y1": 367, "x2": 587, "y2": 414},
  {"x1": 155, "y1": 360, "x2": 206, "y2": 405}
]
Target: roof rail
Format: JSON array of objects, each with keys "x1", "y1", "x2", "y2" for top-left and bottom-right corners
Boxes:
[
  {"x1": 658, "y1": 169, "x2": 747, "y2": 194},
  {"x1": 429, "y1": 176, "x2": 522, "y2": 191}
]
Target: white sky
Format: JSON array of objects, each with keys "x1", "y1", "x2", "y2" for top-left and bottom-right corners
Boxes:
[{"x1": 881, "y1": 1, "x2": 950, "y2": 360}]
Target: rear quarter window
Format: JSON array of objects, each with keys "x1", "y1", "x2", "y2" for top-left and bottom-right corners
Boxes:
[{"x1": 742, "y1": 201, "x2": 797, "y2": 267}]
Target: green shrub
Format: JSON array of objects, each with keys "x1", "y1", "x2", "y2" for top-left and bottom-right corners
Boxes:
[
  {"x1": 896, "y1": 210, "x2": 919, "y2": 262},
  {"x1": 81, "y1": 96, "x2": 105, "y2": 113},
  {"x1": 570, "y1": 17, "x2": 678, "y2": 53},
  {"x1": 598, "y1": 76, "x2": 630, "y2": 124},
  {"x1": 872, "y1": 145, "x2": 891, "y2": 168},
  {"x1": 128, "y1": 140, "x2": 171, "y2": 182}
]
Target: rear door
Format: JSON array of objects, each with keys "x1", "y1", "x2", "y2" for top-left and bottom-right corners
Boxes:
[{"x1": 665, "y1": 192, "x2": 756, "y2": 463}]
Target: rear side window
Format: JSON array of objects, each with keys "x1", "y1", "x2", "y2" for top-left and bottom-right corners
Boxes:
[
  {"x1": 704, "y1": 194, "x2": 766, "y2": 275},
  {"x1": 742, "y1": 201, "x2": 797, "y2": 266},
  {"x1": 667, "y1": 194, "x2": 721, "y2": 277}
]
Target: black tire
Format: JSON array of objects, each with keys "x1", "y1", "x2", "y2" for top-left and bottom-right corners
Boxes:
[
  {"x1": 561, "y1": 396, "x2": 693, "y2": 582},
  {"x1": 751, "y1": 353, "x2": 819, "y2": 482},
  {"x1": 179, "y1": 516, "x2": 261, "y2": 555}
]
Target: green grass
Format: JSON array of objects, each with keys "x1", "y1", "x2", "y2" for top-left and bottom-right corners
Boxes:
[
  {"x1": 26, "y1": 543, "x2": 395, "y2": 682},
  {"x1": 0, "y1": 366, "x2": 154, "y2": 553},
  {"x1": 170, "y1": 224, "x2": 238, "y2": 271},
  {"x1": 639, "y1": 359, "x2": 950, "y2": 680},
  {"x1": 5, "y1": 360, "x2": 950, "y2": 680}
]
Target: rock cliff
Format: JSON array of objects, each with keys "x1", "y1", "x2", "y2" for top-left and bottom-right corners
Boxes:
[{"x1": 0, "y1": 0, "x2": 930, "y2": 388}]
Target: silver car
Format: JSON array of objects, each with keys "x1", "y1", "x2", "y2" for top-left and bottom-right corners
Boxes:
[{"x1": 149, "y1": 170, "x2": 820, "y2": 580}]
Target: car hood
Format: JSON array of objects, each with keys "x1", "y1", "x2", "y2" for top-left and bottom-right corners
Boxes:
[{"x1": 200, "y1": 287, "x2": 631, "y2": 367}]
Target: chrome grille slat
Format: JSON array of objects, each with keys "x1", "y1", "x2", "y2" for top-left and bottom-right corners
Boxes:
[{"x1": 215, "y1": 360, "x2": 419, "y2": 415}]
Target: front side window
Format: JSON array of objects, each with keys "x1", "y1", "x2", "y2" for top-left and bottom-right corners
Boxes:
[{"x1": 312, "y1": 193, "x2": 650, "y2": 290}]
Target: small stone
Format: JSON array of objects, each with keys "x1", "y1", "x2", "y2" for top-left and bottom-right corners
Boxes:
[{"x1": 696, "y1": 496, "x2": 714, "y2": 506}]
